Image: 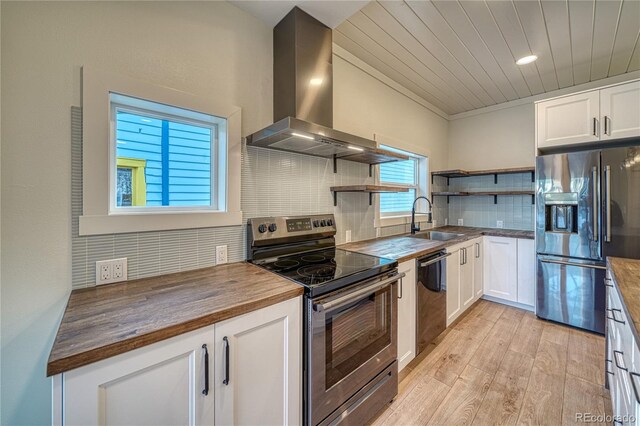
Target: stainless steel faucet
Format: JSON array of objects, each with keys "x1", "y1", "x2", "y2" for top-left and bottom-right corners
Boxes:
[{"x1": 411, "y1": 196, "x2": 433, "y2": 234}]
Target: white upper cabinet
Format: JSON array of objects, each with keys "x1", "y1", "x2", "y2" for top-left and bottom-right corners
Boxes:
[
  {"x1": 214, "y1": 297, "x2": 301, "y2": 426},
  {"x1": 600, "y1": 81, "x2": 640, "y2": 141},
  {"x1": 397, "y1": 259, "x2": 417, "y2": 372},
  {"x1": 536, "y1": 90, "x2": 600, "y2": 148},
  {"x1": 536, "y1": 80, "x2": 640, "y2": 149},
  {"x1": 483, "y1": 236, "x2": 518, "y2": 302}
]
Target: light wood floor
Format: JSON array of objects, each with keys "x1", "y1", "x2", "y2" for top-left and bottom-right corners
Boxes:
[{"x1": 370, "y1": 300, "x2": 611, "y2": 426}]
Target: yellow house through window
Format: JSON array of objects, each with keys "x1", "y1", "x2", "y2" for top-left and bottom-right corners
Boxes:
[{"x1": 116, "y1": 157, "x2": 147, "y2": 206}]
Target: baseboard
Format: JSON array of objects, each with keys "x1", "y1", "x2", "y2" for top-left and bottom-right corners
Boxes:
[{"x1": 481, "y1": 295, "x2": 535, "y2": 312}]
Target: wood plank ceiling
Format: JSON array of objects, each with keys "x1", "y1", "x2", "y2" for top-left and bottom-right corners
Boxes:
[{"x1": 334, "y1": 0, "x2": 640, "y2": 115}]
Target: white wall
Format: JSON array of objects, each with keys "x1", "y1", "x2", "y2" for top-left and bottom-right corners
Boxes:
[
  {"x1": 333, "y1": 54, "x2": 449, "y2": 172},
  {"x1": 0, "y1": 2, "x2": 272, "y2": 424},
  {"x1": 448, "y1": 103, "x2": 535, "y2": 169}
]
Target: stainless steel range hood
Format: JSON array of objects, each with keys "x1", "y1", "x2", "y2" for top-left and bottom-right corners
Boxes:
[{"x1": 246, "y1": 7, "x2": 407, "y2": 166}]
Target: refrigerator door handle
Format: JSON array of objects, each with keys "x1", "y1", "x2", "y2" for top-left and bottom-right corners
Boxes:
[
  {"x1": 539, "y1": 257, "x2": 607, "y2": 270},
  {"x1": 605, "y1": 165, "x2": 612, "y2": 242},
  {"x1": 592, "y1": 166, "x2": 598, "y2": 242}
]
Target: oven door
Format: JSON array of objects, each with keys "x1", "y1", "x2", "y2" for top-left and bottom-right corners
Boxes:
[{"x1": 307, "y1": 272, "x2": 402, "y2": 425}]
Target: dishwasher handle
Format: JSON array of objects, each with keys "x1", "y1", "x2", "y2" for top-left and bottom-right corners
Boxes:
[{"x1": 419, "y1": 253, "x2": 451, "y2": 267}]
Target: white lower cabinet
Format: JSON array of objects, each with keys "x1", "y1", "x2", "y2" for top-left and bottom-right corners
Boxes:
[
  {"x1": 56, "y1": 297, "x2": 302, "y2": 426},
  {"x1": 606, "y1": 271, "x2": 640, "y2": 425},
  {"x1": 483, "y1": 236, "x2": 535, "y2": 309},
  {"x1": 214, "y1": 297, "x2": 301, "y2": 426},
  {"x1": 446, "y1": 238, "x2": 482, "y2": 326},
  {"x1": 516, "y1": 239, "x2": 535, "y2": 307},
  {"x1": 397, "y1": 259, "x2": 416, "y2": 372},
  {"x1": 61, "y1": 325, "x2": 216, "y2": 426},
  {"x1": 473, "y1": 239, "x2": 483, "y2": 299},
  {"x1": 446, "y1": 244, "x2": 463, "y2": 326},
  {"x1": 484, "y1": 236, "x2": 518, "y2": 302}
]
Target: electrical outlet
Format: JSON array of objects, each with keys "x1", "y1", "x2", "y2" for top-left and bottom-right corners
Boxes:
[
  {"x1": 112, "y1": 258, "x2": 127, "y2": 281},
  {"x1": 345, "y1": 230, "x2": 352, "y2": 243},
  {"x1": 96, "y1": 258, "x2": 127, "y2": 285},
  {"x1": 497, "y1": 220, "x2": 504, "y2": 228},
  {"x1": 457, "y1": 219, "x2": 464, "y2": 226},
  {"x1": 216, "y1": 245, "x2": 228, "y2": 265}
]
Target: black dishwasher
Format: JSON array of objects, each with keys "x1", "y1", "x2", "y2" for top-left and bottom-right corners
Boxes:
[{"x1": 416, "y1": 251, "x2": 449, "y2": 355}]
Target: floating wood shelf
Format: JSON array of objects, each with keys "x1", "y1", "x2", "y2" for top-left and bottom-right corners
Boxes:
[
  {"x1": 332, "y1": 149, "x2": 410, "y2": 176},
  {"x1": 330, "y1": 185, "x2": 409, "y2": 206},
  {"x1": 432, "y1": 190, "x2": 535, "y2": 204},
  {"x1": 431, "y1": 166, "x2": 535, "y2": 184}
]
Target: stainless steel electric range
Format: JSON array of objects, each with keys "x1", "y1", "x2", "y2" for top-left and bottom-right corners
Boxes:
[{"x1": 247, "y1": 214, "x2": 403, "y2": 426}]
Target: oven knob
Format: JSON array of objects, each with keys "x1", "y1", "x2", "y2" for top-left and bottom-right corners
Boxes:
[
  {"x1": 320, "y1": 220, "x2": 327, "y2": 227},
  {"x1": 327, "y1": 219, "x2": 334, "y2": 226},
  {"x1": 258, "y1": 224, "x2": 267, "y2": 233},
  {"x1": 268, "y1": 223, "x2": 278, "y2": 232},
  {"x1": 313, "y1": 220, "x2": 320, "y2": 227}
]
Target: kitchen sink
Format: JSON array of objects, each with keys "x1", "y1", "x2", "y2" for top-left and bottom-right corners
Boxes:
[{"x1": 410, "y1": 231, "x2": 464, "y2": 241}]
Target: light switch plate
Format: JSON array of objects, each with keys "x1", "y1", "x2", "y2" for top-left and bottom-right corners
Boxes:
[
  {"x1": 497, "y1": 220, "x2": 504, "y2": 228},
  {"x1": 457, "y1": 219, "x2": 464, "y2": 226},
  {"x1": 216, "y1": 245, "x2": 228, "y2": 264}
]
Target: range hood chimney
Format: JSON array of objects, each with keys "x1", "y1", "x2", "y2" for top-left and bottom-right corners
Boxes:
[
  {"x1": 247, "y1": 7, "x2": 408, "y2": 168},
  {"x1": 274, "y1": 7, "x2": 333, "y2": 127}
]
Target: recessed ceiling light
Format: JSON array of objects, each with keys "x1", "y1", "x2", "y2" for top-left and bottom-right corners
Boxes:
[{"x1": 516, "y1": 55, "x2": 538, "y2": 65}]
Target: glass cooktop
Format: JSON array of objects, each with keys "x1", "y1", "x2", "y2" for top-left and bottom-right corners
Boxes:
[{"x1": 256, "y1": 248, "x2": 397, "y2": 296}]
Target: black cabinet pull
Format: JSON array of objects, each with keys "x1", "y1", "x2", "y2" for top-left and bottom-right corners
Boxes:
[
  {"x1": 202, "y1": 344, "x2": 209, "y2": 396},
  {"x1": 223, "y1": 336, "x2": 230, "y2": 385},
  {"x1": 609, "y1": 308, "x2": 626, "y2": 324},
  {"x1": 614, "y1": 350, "x2": 627, "y2": 371},
  {"x1": 630, "y1": 372, "x2": 640, "y2": 403}
]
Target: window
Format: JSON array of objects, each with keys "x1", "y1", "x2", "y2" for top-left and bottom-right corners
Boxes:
[
  {"x1": 111, "y1": 93, "x2": 225, "y2": 212},
  {"x1": 379, "y1": 145, "x2": 426, "y2": 217},
  {"x1": 80, "y1": 67, "x2": 241, "y2": 236}
]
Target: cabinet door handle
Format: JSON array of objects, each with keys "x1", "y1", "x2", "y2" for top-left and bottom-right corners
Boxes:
[
  {"x1": 604, "y1": 115, "x2": 609, "y2": 135},
  {"x1": 398, "y1": 276, "x2": 403, "y2": 299},
  {"x1": 202, "y1": 344, "x2": 210, "y2": 396},
  {"x1": 606, "y1": 359, "x2": 614, "y2": 376},
  {"x1": 630, "y1": 372, "x2": 640, "y2": 403},
  {"x1": 614, "y1": 350, "x2": 627, "y2": 371},
  {"x1": 593, "y1": 117, "x2": 597, "y2": 136},
  {"x1": 475, "y1": 242, "x2": 480, "y2": 258},
  {"x1": 223, "y1": 336, "x2": 230, "y2": 385},
  {"x1": 604, "y1": 278, "x2": 613, "y2": 288},
  {"x1": 460, "y1": 249, "x2": 464, "y2": 266}
]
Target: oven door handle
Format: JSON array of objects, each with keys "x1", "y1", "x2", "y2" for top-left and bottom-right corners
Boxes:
[
  {"x1": 313, "y1": 273, "x2": 405, "y2": 313},
  {"x1": 419, "y1": 253, "x2": 451, "y2": 267}
]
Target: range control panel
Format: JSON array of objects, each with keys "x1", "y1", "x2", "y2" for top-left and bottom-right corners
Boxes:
[{"x1": 248, "y1": 214, "x2": 336, "y2": 244}]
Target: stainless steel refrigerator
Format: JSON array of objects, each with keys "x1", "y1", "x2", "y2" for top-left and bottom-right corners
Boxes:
[{"x1": 536, "y1": 145, "x2": 640, "y2": 334}]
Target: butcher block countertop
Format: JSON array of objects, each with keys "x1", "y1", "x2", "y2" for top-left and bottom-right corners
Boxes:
[
  {"x1": 607, "y1": 257, "x2": 640, "y2": 340},
  {"x1": 340, "y1": 226, "x2": 534, "y2": 263},
  {"x1": 47, "y1": 262, "x2": 302, "y2": 376}
]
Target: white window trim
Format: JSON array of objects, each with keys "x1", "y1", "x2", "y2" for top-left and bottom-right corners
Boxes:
[
  {"x1": 80, "y1": 67, "x2": 242, "y2": 235},
  {"x1": 373, "y1": 134, "x2": 430, "y2": 229}
]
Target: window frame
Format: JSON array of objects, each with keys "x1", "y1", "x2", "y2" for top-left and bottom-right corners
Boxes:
[
  {"x1": 110, "y1": 100, "x2": 221, "y2": 213},
  {"x1": 379, "y1": 154, "x2": 420, "y2": 217},
  {"x1": 80, "y1": 67, "x2": 241, "y2": 236},
  {"x1": 373, "y1": 135, "x2": 430, "y2": 229}
]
